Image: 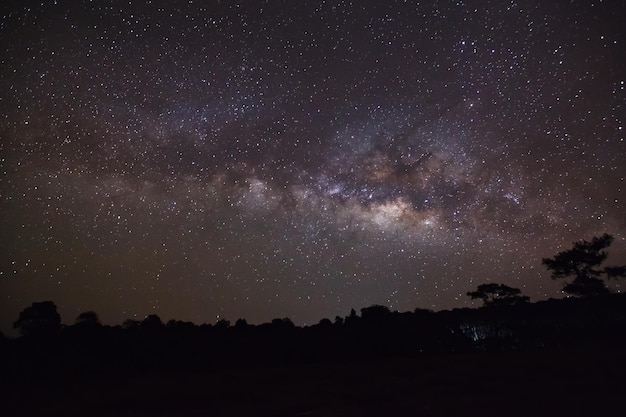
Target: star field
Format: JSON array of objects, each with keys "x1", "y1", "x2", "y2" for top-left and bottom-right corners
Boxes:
[{"x1": 1, "y1": 0, "x2": 625, "y2": 333}]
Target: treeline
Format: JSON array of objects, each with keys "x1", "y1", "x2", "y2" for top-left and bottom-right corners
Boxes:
[
  {"x1": 2, "y1": 233, "x2": 625, "y2": 376},
  {"x1": 3, "y1": 294, "x2": 626, "y2": 377}
]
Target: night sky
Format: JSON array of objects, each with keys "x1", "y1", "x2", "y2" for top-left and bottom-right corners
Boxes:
[{"x1": 1, "y1": 0, "x2": 625, "y2": 334}]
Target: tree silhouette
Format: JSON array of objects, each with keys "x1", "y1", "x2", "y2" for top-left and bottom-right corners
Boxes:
[
  {"x1": 318, "y1": 318, "x2": 332, "y2": 327},
  {"x1": 122, "y1": 319, "x2": 141, "y2": 330},
  {"x1": 542, "y1": 234, "x2": 626, "y2": 297},
  {"x1": 75, "y1": 311, "x2": 101, "y2": 327},
  {"x1": 215, "y1": 318, "x2": 231, "y2": 329},
  {"x1": 360, "y1": 305, "x2": 392, "y2": 321},
  {"x1": 467, "y1": 283, "x2": 529, "y2": 307},
  {"x1": 345, "y1": 308, "x2": 359, "y2": 326},
  {"x1": 13, "y1": 301, "x2": 62, "y2": 337},
  {"x1": 235, "y1": 318, "x2": 249, "y2": 328},
  {"x1": 142, "y1": 314, "x2": 164, "y2": 329},
  {"x1": 271, "y1": 317, "x2": 295, "y2": 329}
]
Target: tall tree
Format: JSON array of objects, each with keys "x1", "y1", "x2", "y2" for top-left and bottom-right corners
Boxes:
[
  {"x1": 467, "y1": 283, "x2": 529, "y2": 307},
  {"x1": 542, "y1": 234, "x2": 626, "y2": 297},
  {"x1": 13, "y1": 301, "x2": 61, "y2": 337}
]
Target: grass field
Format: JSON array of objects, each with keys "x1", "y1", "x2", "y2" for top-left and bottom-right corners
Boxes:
[{"x1": 3, "y1": 343, "x2": 624, "y2": 416}]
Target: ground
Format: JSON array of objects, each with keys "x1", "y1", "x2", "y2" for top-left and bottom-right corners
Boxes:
[{"x1": 2, "y1": 343, "x2": 624, "y2": 416}]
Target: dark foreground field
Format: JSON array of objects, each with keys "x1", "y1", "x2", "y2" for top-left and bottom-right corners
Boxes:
[{"x1": 3, "y1": 343, "x2": 624, "y2": 417}]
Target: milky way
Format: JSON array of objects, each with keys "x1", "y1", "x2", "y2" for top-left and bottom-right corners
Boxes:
[{"x1": 1, "y1": 0, "x2": 625, "y2": 333}]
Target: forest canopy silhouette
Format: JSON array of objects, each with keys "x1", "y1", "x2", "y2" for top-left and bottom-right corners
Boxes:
[
  {"x1": 7, "y1": 234, "x2": 626, "y2": 346},
  {"x1": 3, "y1": 235, "x2": 625, "y2": 372}
]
